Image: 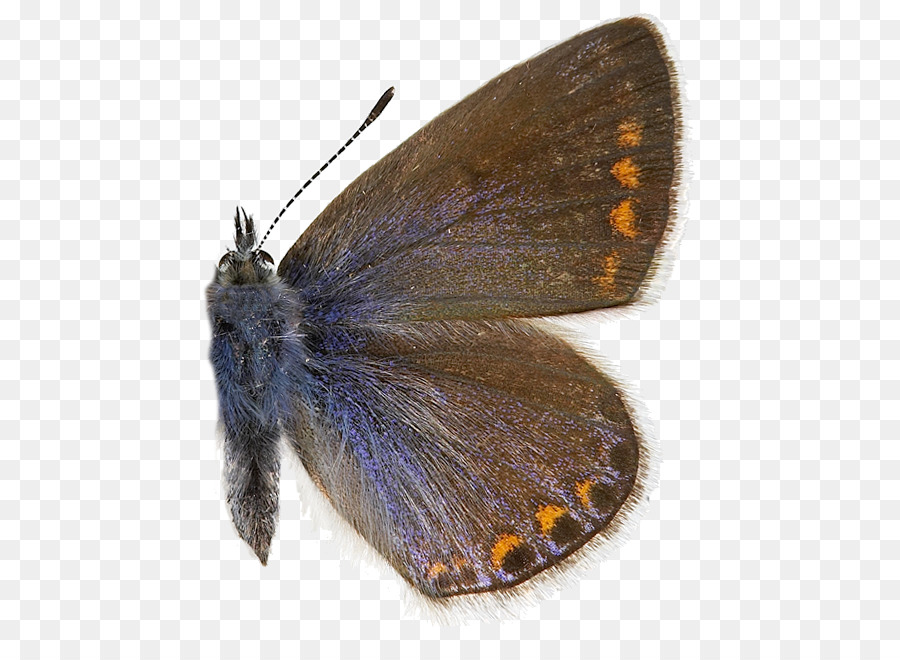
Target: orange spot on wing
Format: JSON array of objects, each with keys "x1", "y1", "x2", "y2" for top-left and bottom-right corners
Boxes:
[
  {"x1": 491, "y1": 534, "x2": 522, "y2": 570},
  {"x1": 427, "y1": 562, "x2": 448, "y2": 579},
  {"x1": 611, "y1": 157, "x2": 640, "y2": 189},
  {"x1": 617, "y1": 118, "x2": 643, "y2": 148},
  {"x1": 610, "y1": 199, "x2": 638, "y2": 238},
  {"x1": 576, "y1": 479, "x2": 595, "y2": 508},
  {"x1": 535, "y1": 504, "x2": 567, "y2": 536},
  {"x1": 591, "y1": 251, "x2": 621, "y2": 295}
]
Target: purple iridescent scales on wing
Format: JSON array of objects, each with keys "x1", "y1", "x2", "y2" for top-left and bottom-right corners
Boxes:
[{"x1": 207, "y1": 16, "x2": 681, "y2": 606}]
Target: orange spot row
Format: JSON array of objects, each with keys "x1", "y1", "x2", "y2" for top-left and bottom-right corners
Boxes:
[{"x1": 456, "y1": 492, "x2": 612, "y2": 579}]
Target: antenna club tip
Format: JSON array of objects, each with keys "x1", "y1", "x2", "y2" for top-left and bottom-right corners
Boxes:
[{"x1": 370, "y1": 87, "x2": 395, "y2": 120}]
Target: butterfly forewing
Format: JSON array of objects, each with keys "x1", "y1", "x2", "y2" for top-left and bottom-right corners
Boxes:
[{"x1": 278, "y1": 17, "x2": 680, "y2": 323}]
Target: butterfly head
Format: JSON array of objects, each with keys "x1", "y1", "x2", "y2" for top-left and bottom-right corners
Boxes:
[{"x1": 214, "y1": 207, "x2": 277, "y2": 287}]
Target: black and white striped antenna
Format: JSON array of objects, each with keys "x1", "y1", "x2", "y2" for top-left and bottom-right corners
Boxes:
[{"x1": 255, "y1": 87, "x2": 395, "y2": 252}]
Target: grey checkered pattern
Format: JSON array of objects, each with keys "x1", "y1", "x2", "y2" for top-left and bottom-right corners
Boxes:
[{"x1": 1, "y1": 1, "x2": 895, "y2": 657}]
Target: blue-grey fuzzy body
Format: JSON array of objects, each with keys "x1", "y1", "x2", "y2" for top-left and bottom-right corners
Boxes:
[{"x1": 206, "y1": 209, "x2": 307, "y2": 563}]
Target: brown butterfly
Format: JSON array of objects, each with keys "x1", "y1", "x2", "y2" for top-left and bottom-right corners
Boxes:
[{"x1": 207, "y1": 15, "x2": 683, "y2": 618}]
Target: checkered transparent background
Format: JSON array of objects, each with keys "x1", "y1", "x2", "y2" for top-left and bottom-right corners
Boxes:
[{"x1": 1, "y1": 0, "x2": 896, "y2": 658}]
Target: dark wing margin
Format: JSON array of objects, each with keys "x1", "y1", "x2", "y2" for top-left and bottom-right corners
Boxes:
[
  {"x1": 284, "y1": 320, "x2": 651, "y2": 599},
  {"x1": 278, "y1": 17, "x2": 681, "y2": 324}
]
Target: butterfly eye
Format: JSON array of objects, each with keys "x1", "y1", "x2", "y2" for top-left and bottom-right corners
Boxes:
[
  {"x1": 258, "y1": 250, "x2": 274, "y2": 265},
  {"x1": 218, "y1": 254, "x2": 231, "y2": 269}
]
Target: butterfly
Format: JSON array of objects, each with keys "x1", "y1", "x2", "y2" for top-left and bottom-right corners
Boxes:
[{"x1": 207, "y1": 16, "x2": 682, "y2": 616}]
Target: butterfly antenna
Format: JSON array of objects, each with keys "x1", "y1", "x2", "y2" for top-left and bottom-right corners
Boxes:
[{"x1": 255, "y1": 87, "x2": 395, "y2": 251}]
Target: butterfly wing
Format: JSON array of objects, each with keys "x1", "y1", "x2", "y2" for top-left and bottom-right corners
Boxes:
[
  {"x1": 278, "y1": 17, "x2": 681, "y2": 323},
  {"x1": 286, "y1": 320, "x2": 649, "y2": 599}
]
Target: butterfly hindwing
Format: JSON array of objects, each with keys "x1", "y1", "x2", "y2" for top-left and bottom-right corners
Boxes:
[
  {"x1": 278, "y1": 17, "x2": 680, "y2": 324},
  {"x1": 284, "y1": 320, "x2": 646, "y2": 598}
]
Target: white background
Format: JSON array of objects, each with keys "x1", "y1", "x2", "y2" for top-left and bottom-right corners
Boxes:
[{"x1": 1, "y1": 1, "x2": 896, "y2": 658}]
